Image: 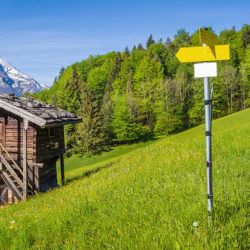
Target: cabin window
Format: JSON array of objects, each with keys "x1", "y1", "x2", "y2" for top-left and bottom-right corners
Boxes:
[{"x1": 48, "y1": 127, "x2": 55, "y2": 138}]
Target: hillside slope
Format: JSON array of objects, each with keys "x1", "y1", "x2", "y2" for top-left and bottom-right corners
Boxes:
[{"x1": 0, "y1": 109, "x2": 249, "y2": 249}]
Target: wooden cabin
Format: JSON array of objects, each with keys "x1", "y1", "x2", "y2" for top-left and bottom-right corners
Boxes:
[{"x1": 0, "y1": 93, "x2": 82, "y2": 205}]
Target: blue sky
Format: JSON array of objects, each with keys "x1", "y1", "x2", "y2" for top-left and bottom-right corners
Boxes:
[{"x1": 0, "y1": 0, "x2": 249, "y2": 86}]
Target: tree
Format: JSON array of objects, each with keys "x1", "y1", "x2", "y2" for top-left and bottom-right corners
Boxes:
[
  {"x1": 219, "y1": 64, "x2": 238, "y2": 113},
  {"x1": 75, "y1": 84, "x2": 108, "y2": 155},
  {"x1": 239, "y1": 62, "x2": 250, "y2": 109},
  {"x1": 155, "y1": 78, "x2": 184, "y2": 134},
  {"x1": 101, "y1": 88, "x2": 114, "y2": 143},
  {"x1": 174, "y1": 66, "x2": 189, "y2": 109},
  {"x1": 165, "y1": 37, "x2": 171, "y2": 46},
  {"x1": 124, "y1": 46, "x2": 130, "y2": 56},
  {"x1": 111, "y1": 94, "x2": 151, "y2": 143},
  {"x1": 241, "y1": 24, "x2": 250, "y2": 48},
  {"x1": 137, "y1": 43, "x2": 144, "y2": 51},
  {"x1": 146, "y1": 34, "x2": 155, "y2": 49},
  {"x1": 174, "y1": 29, "x2": 191, "y2": 46},
  {"x1": 126, "y1": 70, "x2": 137, "y2": 120},
  {"x1": 148, "y1": 43, "x2": 168, "y2": 66},
  {"x1": 59, "y1": 67, "x2": 65, "y2": 77},
  {"x1": 107, "y1": 52, "x2": 122, "y2": 87},
  {"x1": 133, "y1": 56, "x2": 164, "y2": 129},
  {"x1": 57, "y1": 66, "x2": 80, "y2": 113}
]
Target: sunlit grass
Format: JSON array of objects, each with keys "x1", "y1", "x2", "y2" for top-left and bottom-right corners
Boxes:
[
  {"x1": 0, "y1": 109, "x2": 249, "y2": 249},
  {"x1": 57, "y1": 136, "x2": 165, "y2": 183}
]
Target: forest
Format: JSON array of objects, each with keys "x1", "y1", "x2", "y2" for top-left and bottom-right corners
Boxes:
[{"x1": 30, "y1": 25, "x2": 250, "y2": 156}]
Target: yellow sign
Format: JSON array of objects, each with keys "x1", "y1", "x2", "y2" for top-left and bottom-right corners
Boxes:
[
  {"x1": 175, "y1": 45, "x2": 230, "y2": 63},
  {"x1": 199, "y1": 28, "x2": 219, "y2": 46}
]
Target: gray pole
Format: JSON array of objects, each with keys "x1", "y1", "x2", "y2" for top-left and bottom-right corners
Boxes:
[{"x1": 204, "y1": 77, "x2": 213, "y2": 214}]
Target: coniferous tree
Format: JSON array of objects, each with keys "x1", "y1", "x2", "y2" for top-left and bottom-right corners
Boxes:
[
  {"x1": 75, "y1": 84, "x2": 108, "y2": 155},
  {"x1": 57, "y1": 66, "x2": 80, "y2": 113},
  {"x1": 107, "y1": 52, "x2": 122, "y2": 86},
  {"x1": 165, "y1": 37, "x2": 171, "y2": 46},
  {"x1": 59, "y1": 67, "x2": 65, "y2": 77},
  {"x1": 239, "y1": 61, "x2": 250, "y2": 109},
  {"x1": 146, "y1": 34, "x2": 155, "y2": 49},
  {"x1": 124, "y1": 46, "x2": 130, "y2": 56},
  {"x1": 100, "y1": 52, "x2": 124, "y2": 142},
  {"x1": 174, "y1": 29, "x2": 191, "y2": 45},
  {"x1": 242, "y1": 24, "x2": 250, "y2": 48},
  {"x1": 137, "y1": 43, "x2": 144, "y2": 51}
]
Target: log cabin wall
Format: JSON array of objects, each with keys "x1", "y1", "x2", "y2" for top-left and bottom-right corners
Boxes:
[
  {"x1": 36, "y1": 126, "x2": 65, "y2": 162},
  {"x1": 36, "y1": 126, "x2": 65, "y2": 192},
  {"x1": 0, "y1": 109, "x2": 66, "y2": 195},
  {"x1": 0, "y1": 109, "x2": 37, "y2": 192}
]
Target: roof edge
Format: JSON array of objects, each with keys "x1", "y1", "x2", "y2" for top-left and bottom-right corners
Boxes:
[
  {"x1": 0, "y1": 100, "x2": 46, "y2": 126},
  {"x1": 42, "y1": 119, "x2": 83, "y2": 128}
]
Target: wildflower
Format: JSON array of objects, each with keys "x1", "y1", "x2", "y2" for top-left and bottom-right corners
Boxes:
[
  {"x1": 218, "y1": 228, "x2": 221, "y2": 231},
  {"x1": 193, "y1": 221, "x2": 200, "y2": 238},
  {"x1": 10, "y1": 221, "x2": 15, "y2": 224},
  {"x1": 193, "y1": 222, "x2": 198, "y2": 227}
]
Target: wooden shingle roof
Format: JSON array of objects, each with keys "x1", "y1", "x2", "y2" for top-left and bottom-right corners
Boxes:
[{"x1": 0, "y1": 93, "x2": 82, "y2": 127}]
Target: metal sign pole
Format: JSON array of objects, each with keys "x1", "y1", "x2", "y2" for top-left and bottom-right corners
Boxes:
[
  {"x1": 204, "y1": 77, "x2": 213, "y2": 215},
  {"x1": 175, "y1": 28, "x2": 230, "y2": 217}
]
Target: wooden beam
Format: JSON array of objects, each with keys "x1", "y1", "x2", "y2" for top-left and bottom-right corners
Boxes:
[
  {"x1": 0, "y1": 143, "x2": 23, "y2": 175},
  {"x1": 1, "y1": 116, "x2": 6, "y2": 156},
  {"x1": 60, "y1": 154, "x2": 65, "y2": 186},
  {"x1": 31, "y1": 163, "x2": 44, "y2": 168},
  {"x1": 0, "y1": 122, "x2": 2, "y2": 164},
  {"x1": 1, "y1": 171, "x2": 23, "y2": 200},
  {"x1": 23, "y1": 118, "x2": 28, "y2": 199},
  {"x1": 0, "y1": 154, "x2": 24, "y2": 188}
]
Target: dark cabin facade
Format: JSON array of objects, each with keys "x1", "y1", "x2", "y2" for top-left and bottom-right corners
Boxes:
[{"x1": 0, "y1": 93, "x2": 82, "y2": 205}]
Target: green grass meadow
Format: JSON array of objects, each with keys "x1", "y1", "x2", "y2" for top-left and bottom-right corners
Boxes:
[
  {"x1": 0, "y1": 109, "x2": 249, "y2": 249},
  {"x1": 57, "y1": 136, "x2": 165, "y2": 184}
]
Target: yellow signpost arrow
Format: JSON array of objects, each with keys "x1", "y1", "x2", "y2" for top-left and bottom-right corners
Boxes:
[
  {"x1": 199, "y1": 28, "x2": 219, "y2": 46},
  {"x1": 175, "y1": 45, "x2": 230, "y2": 63}
]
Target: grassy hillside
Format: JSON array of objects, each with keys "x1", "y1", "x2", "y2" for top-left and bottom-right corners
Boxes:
[
  {"x1": 0, "y1": 109, "x2": 249, "y2": 249},
  {"x1": 57, "y1": 136, "x2": 165, "y2": 184}
]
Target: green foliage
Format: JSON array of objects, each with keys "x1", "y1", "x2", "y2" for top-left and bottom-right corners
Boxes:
[
  {"x1": 112, "y1": 94, "x2": 151, "y2": 142},
  {"x1": 146, "y1": 34, "x2": 155, "y2": 49},
  {"x1": 174, "y1": 29, "x2": 191, "y2": 46},
  {"x1": 75, "y1": 84, "x2": 109, "y2": 155},
  {"x1": 31, "y1": 25, "x2": 250, "y2": 156}
]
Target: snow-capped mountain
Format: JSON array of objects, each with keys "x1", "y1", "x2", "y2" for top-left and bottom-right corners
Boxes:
[{"x1": 0, "y1": 57, "x2": 48, "y2": 96}]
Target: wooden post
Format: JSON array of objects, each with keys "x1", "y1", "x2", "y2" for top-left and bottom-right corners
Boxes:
[
  {"x1": 23, "y1": 119, "x2": 28, "y2": 199},
  {"x1": 0, "y1": 116, "x2": 6, "y2": 157},
  {"x1": 60, "y1": 154, "x2": 65, "y2": 186},
  {"x1": 0, "y1": 122, "x2": 2, "y2": 162}
]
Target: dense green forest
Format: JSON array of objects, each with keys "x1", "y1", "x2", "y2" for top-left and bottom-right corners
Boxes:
[{"x1": 30, "y1": 25, "x2": 250, "y2": 155}]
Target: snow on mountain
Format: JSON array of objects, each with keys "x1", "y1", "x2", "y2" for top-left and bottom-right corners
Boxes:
[{"x1": 0, "y1": 57, "x2": 48, "y2": 96}]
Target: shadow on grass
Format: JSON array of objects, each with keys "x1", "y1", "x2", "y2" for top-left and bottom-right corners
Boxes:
[
  {"x1": 213, "y1": 199, "x2": 246, "y2": 224},
  {"x1": 64, "y1": 160, "x2": 120, "y2": 185}
]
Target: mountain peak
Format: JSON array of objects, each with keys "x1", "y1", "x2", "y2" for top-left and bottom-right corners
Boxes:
[{"x1": 0, "y1": 57, "x2": 48, "y2": 96}]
